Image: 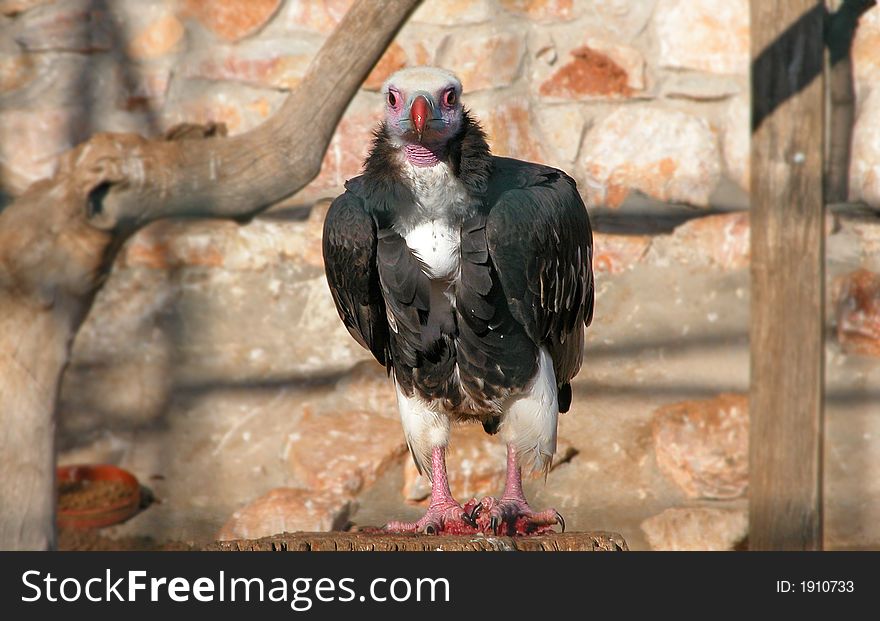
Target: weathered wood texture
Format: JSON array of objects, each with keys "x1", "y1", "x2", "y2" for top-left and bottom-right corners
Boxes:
[
  {"x1": 0, "y1": 0, "x2": 422, "y2": 551},
  {"x1": 750, "y1": 1, "x2": 826, "y2": 550},
  {"x1": 206, "y1": 532, "x2": 629, "y2": 552}
]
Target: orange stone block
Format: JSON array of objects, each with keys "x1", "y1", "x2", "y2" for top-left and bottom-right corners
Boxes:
[
  {"x1": 440, "y1": 31, "x2": 525, "y2": 93},
  {"x1": 540, "y1": 46, "x2": 632, "y2": 98},
  {"x1": 287, "y1": 408, "x2": 407, "y2": 495},
  {"x1": 218, "y1": 488, "x2": 355, "y2": 540},
  {"x1": 592, "y1": 233, "x2": 652, "y2": 274},
  {"x1": 127, "y1": 13, "x2": 185, "y2": 59},
  {"x1": 652, "y1": 393, "x2": 749, "y2": 500},
  {"x1": 834, "y1": 269, "x2": 880, "y2": 358},
  {"x1": 183, "y1": 0, "x2": 282, "y2": 42},
  {"x1": 480, "y1": 99, "x2": 543, "y2": 162}
]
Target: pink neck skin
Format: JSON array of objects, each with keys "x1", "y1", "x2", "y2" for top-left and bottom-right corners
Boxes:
[{"x1": 405, "y1": 143, "x2": 444, "y2": 167}]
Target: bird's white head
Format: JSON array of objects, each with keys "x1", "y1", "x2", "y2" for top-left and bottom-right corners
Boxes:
[{"x1": 381, "y1": 66, "x2": 464, "y2": 163}]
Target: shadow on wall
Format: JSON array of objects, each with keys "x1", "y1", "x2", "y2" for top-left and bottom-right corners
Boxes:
[
  {"x1": 0, "y1": 1, "x2": 167, "y2": 194},
  {"x1": 752, "y1": 0, "x2": 874, "y2": 132},
  {"x1": 85, "y1": 0, "x2": 162, "y2": 138}
]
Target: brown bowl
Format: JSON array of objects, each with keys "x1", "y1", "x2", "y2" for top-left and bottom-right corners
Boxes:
[{"x1": 57, "y1": 464, "x2": 141, "y2": 530}]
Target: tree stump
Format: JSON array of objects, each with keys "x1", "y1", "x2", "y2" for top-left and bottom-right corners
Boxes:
[{"x1": 205, "y1": 531, "x2": 628, "y2": 552}]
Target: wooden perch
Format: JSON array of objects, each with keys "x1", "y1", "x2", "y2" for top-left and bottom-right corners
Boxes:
[
  {"x1": 206, "y1": 532, "x2": 629, "y2": 552},
  {"x1": 0, "y1": 0, "x2": 422, "y2": 551}
]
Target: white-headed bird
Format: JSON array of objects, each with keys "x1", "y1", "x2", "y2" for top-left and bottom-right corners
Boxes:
[{"x1": 323, "y1": 67, "x2": 594, "y2": 535}]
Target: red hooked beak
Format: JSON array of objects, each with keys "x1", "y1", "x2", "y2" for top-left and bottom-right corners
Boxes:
[{"x1": 410, "y1": 95, "x2": 430, "y2": 137}]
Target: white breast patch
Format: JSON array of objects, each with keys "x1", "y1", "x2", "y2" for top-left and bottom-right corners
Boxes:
[
  {"x1": 398, "y1": 160, "x2": 472, "y2": 281},
  {"x1": 404, "y1": 220, "x2": 460, "y2": 280}
]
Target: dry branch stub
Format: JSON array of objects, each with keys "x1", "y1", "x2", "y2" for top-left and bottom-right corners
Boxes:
[{"x1": 205, "y1": 531, "x2": 629, "y2": 552}]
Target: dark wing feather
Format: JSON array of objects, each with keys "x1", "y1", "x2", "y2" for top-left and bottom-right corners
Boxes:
[
  {"x1": 485, "y1": 157, "x2": 594, "y2": 388},
  {"x1": 376, "y1": 228, "x2": 432, "y2": 370},
  {"x1": 322, "y1": 189, "x2": 389, "y2": 366}
]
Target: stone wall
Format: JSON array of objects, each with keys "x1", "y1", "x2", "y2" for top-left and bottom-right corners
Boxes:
[{"x1": 0, "y1": 0, "x2": 877, "y2": 209}]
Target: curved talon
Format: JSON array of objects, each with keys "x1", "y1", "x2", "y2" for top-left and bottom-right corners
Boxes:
[
  {"x1": 462, "y1": 512, "x2": 477, "y2": 529},
  {"x1": 489, "y1": 516, "x2": 499, "y2": 535},
  {"x1": 556, "y1": 512, "x2": 566, "y2": 533},
  {"x1": 468, "y1": 501, "x2": 483, "y2": 522},
  {"x1": 424, "y1": 524, "x2": 437, "y2": 535}
]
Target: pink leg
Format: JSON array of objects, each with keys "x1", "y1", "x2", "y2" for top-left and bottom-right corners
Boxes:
[
  {"x1": 474, "y1": 444, "x2": 564, "y2": 536},
  {"x1": 384, "y1": 446, "x2": 479, "y2": 535}
]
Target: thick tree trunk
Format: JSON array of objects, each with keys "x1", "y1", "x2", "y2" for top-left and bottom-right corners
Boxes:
[
  {"x1": 0, "y1": 0, "x2": 421, "y2": 550},
  {"x1": 0, "y1": 171, "x2": 113, "y2": 550},
  {"x1": 0, "y1": 302, "x2": 73, "y2": 550}
]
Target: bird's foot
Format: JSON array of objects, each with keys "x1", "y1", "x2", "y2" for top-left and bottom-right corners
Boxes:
[
  {"x1": 384, "y1": 500, "x2": 480, "y2": 535},
  {"x1": 471, "y1": 496, "x2": 564, "y2": 536}
]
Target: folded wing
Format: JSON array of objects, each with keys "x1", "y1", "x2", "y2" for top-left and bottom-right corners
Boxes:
[
  {"x1": 322, "y1": 189, "x2": 390, "y2": 367},
  {"x1": 485, "y1": 158, "x2": 594, "y2": 406}
]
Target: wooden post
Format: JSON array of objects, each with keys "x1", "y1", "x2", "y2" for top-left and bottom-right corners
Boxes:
[{"x1": 750, "y1": 1, "x2": 826, "y2": 550}]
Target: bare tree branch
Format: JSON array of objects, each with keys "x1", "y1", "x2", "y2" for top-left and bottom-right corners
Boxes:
[{"x1": 94, "y1": 0, "x2": 421, "y2": 229}]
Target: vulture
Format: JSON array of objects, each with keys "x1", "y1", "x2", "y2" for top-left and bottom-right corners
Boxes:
[{"x1": 323, "y1": 67, "x2": 594, "y2": 535}]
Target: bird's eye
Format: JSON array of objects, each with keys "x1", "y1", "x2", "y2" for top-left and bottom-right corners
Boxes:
[
  {"x1": 387, "y1": 91, "x2": 398, "y2": 107},
  {"x1": 444, "y1": 89, "x2": 457, "y2": 107}
]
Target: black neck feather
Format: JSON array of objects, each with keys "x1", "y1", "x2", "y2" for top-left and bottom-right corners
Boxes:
[{"x1": 446, "y1": 109, "x2": 492, "y2": 198}]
